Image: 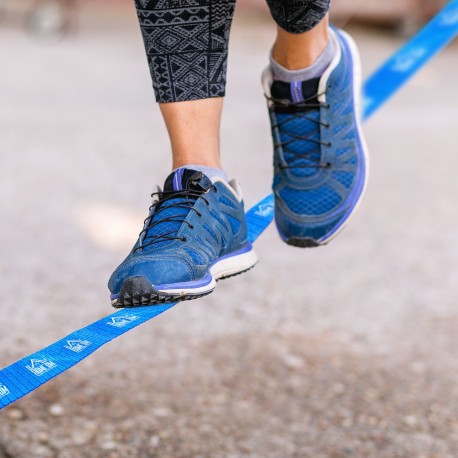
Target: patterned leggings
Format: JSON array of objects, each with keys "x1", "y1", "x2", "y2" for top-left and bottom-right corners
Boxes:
[{"x1": 134, "y1": 0, "x2": 331, "y2": 103}]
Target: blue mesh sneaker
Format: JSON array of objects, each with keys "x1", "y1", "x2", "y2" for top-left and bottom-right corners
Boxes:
[
  {"x1": 262, "y1": 28, "x2": 369, "y2": 247},
  {"x1": 108, "y1": 168, "x2": 257, "y2": 307}
]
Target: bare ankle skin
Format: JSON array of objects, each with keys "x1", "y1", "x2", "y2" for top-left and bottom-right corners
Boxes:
[
  {"x1": 160, "y1": 97, "x2": 224, "y2": 170},
  {"x1": 271, "y1": 14, "x2": 330, "y2": 70}
]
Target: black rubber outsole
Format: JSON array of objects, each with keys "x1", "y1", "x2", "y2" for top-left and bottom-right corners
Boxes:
[
  {"x1": 112, "y1": 290, "x2": 213, "y2": 309},
  {"x1": 112, "y1": 264, "x2": 257, "y2": 309},
  {"x1": 286, "y1": 237, "x2": 321, "y2": 248}
]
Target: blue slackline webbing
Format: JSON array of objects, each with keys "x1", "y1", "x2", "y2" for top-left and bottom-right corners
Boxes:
[
  {"x1": 364, "y1": 0, "x2": 458, "y2": 118},
  {"x1": 1, "y1": 2, "x2": 458, "y2": 410}
]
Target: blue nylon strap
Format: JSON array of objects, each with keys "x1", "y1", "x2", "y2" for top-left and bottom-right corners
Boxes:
[
  {"x1": 1, "y1": 2, "x2": 458, "y2": 409},
  {"x1": 364, "y1": 0, "x2": 458, "y2": 119}
]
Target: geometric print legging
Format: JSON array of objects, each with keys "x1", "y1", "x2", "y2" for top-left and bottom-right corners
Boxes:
[{"x1": 134, "y1": 0, "x2": 330, "y2": 103}]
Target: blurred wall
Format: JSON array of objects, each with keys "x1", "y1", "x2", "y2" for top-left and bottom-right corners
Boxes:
[
  {"x1": 240, "y1": 0, "x2": 447, "y2": 23},
  {"x1": 0, "y1": 0, "x2": 449, "y2": 40}
]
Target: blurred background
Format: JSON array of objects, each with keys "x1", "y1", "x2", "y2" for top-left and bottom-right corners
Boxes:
[
  {"x1": 0, "y1": 0, "x2": 449, "y2": 39},
  {"x1": 1, "y1": 1, "x2": 458, "y2": 457}
]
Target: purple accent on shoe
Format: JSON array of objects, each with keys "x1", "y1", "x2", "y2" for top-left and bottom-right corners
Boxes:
[
  {"x1": 156, "y1": 273, "x2": 214, "y2": 291},
  {"x1": 173, "y1": 168, "x2": 184, "y2": 191},
  {"x1": 290, "y1": 81, "x2": 303, "y2": 103},
  {"x1": 209, "y1": 242, "x2": 253, "y2": 268},
  {"x1": 319, "y1": 31, "x2": 367, "y2": 243},
  {"x1": 138, "y1": 243, "x2": 254, "y2": 292}
]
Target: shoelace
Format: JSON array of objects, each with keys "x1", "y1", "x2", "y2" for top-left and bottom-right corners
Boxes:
[
  {"x1": 134, "y1": 189, "x2": 212, "y2": 251},
  {"x1": 266, "y1": 92, "x2": 332, "y2": 170}
]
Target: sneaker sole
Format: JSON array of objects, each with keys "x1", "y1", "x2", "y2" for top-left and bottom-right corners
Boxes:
[{"x1": 111, "y1": 245, "x2": 258, "y2": 308}]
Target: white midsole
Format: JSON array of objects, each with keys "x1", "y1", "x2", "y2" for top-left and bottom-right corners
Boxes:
[
  {"x1": 158, "y1": 248, "x2": 258, "y2": 296},
  {"x1": 211, "y1": 248, "x2": 258, "y2": 280},
  {"x1": 319, "y1": 29, "x2": 371, "y2": 245}
]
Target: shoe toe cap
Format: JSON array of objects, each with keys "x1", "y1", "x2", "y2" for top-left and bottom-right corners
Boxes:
[{"x1": 108, "y1": 254, "x2": 198, "y2": 294}]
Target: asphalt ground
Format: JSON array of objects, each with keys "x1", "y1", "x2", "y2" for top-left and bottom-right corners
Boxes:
[{"x1": 1, "y1": 5, "x2": 458, "y2": 458}]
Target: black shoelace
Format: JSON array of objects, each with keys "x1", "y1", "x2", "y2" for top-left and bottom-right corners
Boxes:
[
  {"x1": 134, "y1": 189, "x2": 211, "y2": 252},
  {"x1": 266, "y1": 92, "x2": 332, "y2": 170}
]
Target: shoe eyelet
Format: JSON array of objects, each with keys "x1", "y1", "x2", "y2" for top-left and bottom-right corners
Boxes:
[
  {"x1": 189, "y1": 225, "x2": 194, "y2": 229},
  {"x1": 326, "y1": 142, "x2": 332, "y2": 147},
  {"x1": 326, "y1": 162, "x2": 332, "y2": 168},
  {"x1": 196, "y1": 212, "x2": 202, "y2": 218}
]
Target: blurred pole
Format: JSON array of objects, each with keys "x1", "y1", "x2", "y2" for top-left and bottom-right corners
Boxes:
[
  {"x1": 26, "y1": 0, "x2": 74, "y2": 38},
  {"x1": 0, "y1": 0, "x2": 75, "y2": 38}
]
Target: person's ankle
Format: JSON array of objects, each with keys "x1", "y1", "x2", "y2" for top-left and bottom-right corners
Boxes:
[
  {"x1": 271, "y1": 22, "x2": 330, "y2": 70},
  {"x1": 270, "y1": 31, "x2": 336, "y2": 82},
  {"x1": 271, "y1": 45, "x2": 326, "y2": 70}
]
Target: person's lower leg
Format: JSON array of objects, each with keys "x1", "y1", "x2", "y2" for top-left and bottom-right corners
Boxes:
[
  {"x1": 160, "y1": 98, "x2": 223, "y2": 171},
  {"x1": 133, "y1": 0, "x2": 236, "y2": 176}
]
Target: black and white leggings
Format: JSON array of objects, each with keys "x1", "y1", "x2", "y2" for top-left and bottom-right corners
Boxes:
[{"x1": 134, "y1": 0, "x2": 331, "y2": 103}]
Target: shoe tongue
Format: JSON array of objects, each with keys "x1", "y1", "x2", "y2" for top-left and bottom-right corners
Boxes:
[
  {"x1": 271, "y1": 78, "x2": 320, "y2": 110},
  {"x1": 163, "y1": 168, "x2": 212, "y2": 193},
  {"x1": 141, "y1": 168, "x2": 211, "y2": 251},
  {"x1": 271, "y1": 78, "x2": 323, "y2": 178}
]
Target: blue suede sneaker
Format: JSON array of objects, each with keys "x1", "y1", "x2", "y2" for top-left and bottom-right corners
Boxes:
[
  {"x1": 108, "y1": 168, "x2": 257, "y2": 307},
  {"x1": 262, "y1": 28, "x2": 369, "y2": 247}
]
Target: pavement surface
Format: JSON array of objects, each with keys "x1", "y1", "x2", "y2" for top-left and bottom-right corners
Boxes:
[{"x1": 1, "y1": 4, "x2": 458, "y2": 458}]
